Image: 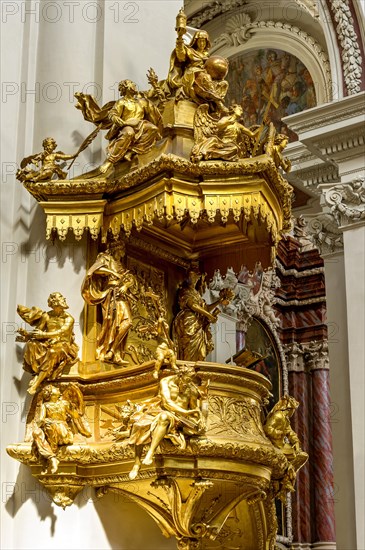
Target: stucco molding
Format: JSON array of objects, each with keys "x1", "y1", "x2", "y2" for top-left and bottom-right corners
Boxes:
[
  {"x1": 328, "y1": 0, "x2": 363, "y2": 95},
  {"x1": 323, "y1": 176, "x2": 365, "y2": 228}
]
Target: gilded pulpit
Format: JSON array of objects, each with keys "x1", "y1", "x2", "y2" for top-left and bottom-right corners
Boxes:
[{"x1": 8, "y1": 9, "x2": 306, "y2": 550}]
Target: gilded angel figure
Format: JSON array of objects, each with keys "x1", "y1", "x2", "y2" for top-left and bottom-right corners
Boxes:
[
  {"x1": 16, "y1": 137, "x2": 77, "y2": 183},
  {"x1": 75, "y1": 79, "x2": 162, "y2": 175},
  {"x1": 32, "y1": 383, "x2": 91, "y2": 474},
  {"x1": 191, "y1": 103, "x2": 260, "y2": 163}
]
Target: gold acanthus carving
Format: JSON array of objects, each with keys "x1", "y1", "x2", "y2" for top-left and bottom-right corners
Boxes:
[
  {"x1": 7, "y1": 434, "x2": 287, "y2": 478},
  {"x1": 207, "y1": 395, "x2": 268, "y2": 441}
]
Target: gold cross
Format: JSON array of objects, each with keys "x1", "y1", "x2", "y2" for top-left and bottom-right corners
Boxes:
[
  {"x1": 262, "y1": 89, "x2": 279, "y2": 122},
  {"x1": 252, "y1": 89, "x2": 279, "y2": 155}
]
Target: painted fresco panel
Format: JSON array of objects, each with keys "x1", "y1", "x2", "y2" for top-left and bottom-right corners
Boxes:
[{"x1": 227, "y1": 49, "x2": 317, "y2": 141}]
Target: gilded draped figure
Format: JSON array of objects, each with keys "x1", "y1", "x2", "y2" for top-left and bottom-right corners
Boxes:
[
  {"x1": 17, "y1": 292, "x2": 79, "y2": 394},
  {"x1": 191, "y1": 104, "x2": 260, "y2": 162},
  {"x1": 32, "y1": 383, "x2": 91, "y2": 474},
  {"x1": 173, "y1": 271, "x2": 233, "y2": 362},
  {"x1": 75, "y1": 79, "x2": 162, "y2": 174},
  {"x1": 167, "y1": 13, "x2": 228, "y2": 112},
  {"x1": 125, "y1": 365, "x2": 208, "y2": 480},
  {"x1": 81, "y1": 251, "x2": 137, "y2": 364}
]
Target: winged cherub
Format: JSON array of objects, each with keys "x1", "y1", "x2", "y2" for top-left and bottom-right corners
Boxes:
[
  {"x1": 32, "y1": 383, "x2": 91, "y2": 474},
  {"x1": 16, "y1": 137, "x2": 77, "y2": 183}
]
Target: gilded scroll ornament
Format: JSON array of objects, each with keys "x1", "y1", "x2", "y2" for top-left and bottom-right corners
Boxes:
[
  {"x1": 81, "y1": 251, "x2": 137, "y2": 364},
  {"x1": 31, "y1": 383, "x2": 91, "y2": 474},
  {"x1": 16, "y1": 137, "x2": 77, "y2": 183},
  {"x1": 264, "y1": 395, "x2": 308, "y2": 500},
  {"x1": 16, "y1": 292, "x2": 79, "y2": 394}
]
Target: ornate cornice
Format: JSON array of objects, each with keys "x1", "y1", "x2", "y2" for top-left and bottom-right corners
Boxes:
[
  {"x1": 276, "y1": 296, "x2": 324, "y2": 307},
  {"x1": 24, "y1": 153, "x2": 292, "y2": 244},
  {"x1": 288, "y1": 161, "x2": 340, "y2": 194},
  {"x1": 275, "y1": 258, "x2": 324, "y2": 279},
  {"x1": 284, "y1": 92, "x2": 365, "y2": 136},
  {"x1": 275, "y1": 259, "x2": 324, "y2": 278},
  {"x1": 187, "y1": 0, "x2": 244, "y2": 28},
  {"x1": 328, "y1": 0, "x2": 363, "y2": 95},
  {"x1": 316, "y1": 126, "x2": 365, "y2": 160}
]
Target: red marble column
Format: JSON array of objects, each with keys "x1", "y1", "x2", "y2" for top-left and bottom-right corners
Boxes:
[
  {"x1": 311, "y1": 368, "x2": 336, "y2": 542},
  {"x1": 289, "y1": 370, "x2": 312, "y2": 543}
]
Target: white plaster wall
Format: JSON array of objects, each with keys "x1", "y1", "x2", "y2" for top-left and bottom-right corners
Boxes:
[
  {"x1": 1, "y1": 1, "x2": 180, "y2": 548},
  {"x1": 323, "y1": 253, "x2": 357, "y2": 549},
  {"x1": 343, "y1": 225, "x2": 365, "y2": 550}
]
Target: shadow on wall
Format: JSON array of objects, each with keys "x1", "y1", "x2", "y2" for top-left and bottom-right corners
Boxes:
[
  {"x1": 93, "y1": 489, "x2": 176, "y2": 549},
  {"x1": 5, "y1": 465, "x2": 175, "y2": 549}
]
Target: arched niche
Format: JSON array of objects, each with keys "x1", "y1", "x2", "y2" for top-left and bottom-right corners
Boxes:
[
  {"x1": 242, "y1": 316, "x2": 283, "y2": 408},
  {"x1": 211, "y1": 24, "x2": 332, "y2": 105}
]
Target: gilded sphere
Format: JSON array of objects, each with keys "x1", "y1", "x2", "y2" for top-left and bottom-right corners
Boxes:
[{"x1": 204, "y1": 56, "x2": 229, "y2": 80}]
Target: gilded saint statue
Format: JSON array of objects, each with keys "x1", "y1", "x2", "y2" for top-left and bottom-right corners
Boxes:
[
  {"x1": 144, "y1": 288, "x2": 177, "y2": 378},
  {"x1": 16, "y1": 137, "x2": 77, "y2": 183},
  {"x1": 167, "y1": 10, "x2": 228, "y2": 112},
  {"x1": 32, "y1": 383, "x2": 91, "y2": 474},
  {"x1": 125, "y1": 365, "x2": 208, "y2": 479},
  {"x1": 75, "y1": 79, "x2": 162, "y2": 175},
  {"x1": 81, "y1": 251, "x2": 137, "y2": 364},
  {"x1": 191, "y1": 104, "x2": 260, "y2": 162},
  {"x1": 173, "y1": 271, "x2": 234, "y2": 362},
  {"x1": 17, "y1": 292, "x2": 79, "y2": 394},
  {"x1": 264, "y1": 395, "x2": 308, "y2": 499}
]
